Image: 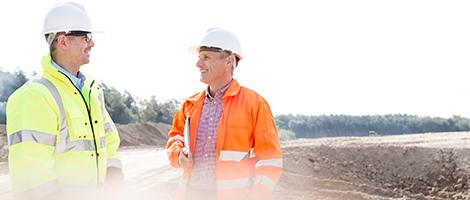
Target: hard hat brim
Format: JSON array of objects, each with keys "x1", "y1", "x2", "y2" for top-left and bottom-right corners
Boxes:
[
  {"x1": 187, "y1": 46, "x2": 199, "y2": 54},
  {"x1": 187, "y1": 45, "x2": 243, "y2": 61},
  {"x1": 41, "y1": 29, "x2": 105, "y2": 36},
  {"x1": 187, "y1": 45, "x2": 229, "y2": 54}
]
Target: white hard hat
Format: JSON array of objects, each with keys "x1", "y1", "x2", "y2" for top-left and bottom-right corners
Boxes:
[
  {"x1": 42, "y1": 2, "x2": 102, "y2": 35},
  {"x1": 188, "y1": 28, "x2": 243, "y2": 61}
]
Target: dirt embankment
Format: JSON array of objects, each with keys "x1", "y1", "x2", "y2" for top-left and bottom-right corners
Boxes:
[
  {"x1": 0, "y1": 124, "x2": 6, "y2": 161},
  {"x1": 115, "y1": 122, "x2": 171, "y2": 147},
  {"x1": 0, "y1": 122, "x2": 171, "y2": 161}
]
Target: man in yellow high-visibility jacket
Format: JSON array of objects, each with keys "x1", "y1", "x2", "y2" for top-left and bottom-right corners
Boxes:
[{"x1": 7, "y1": 2, "x2": 123, "y2": 200}]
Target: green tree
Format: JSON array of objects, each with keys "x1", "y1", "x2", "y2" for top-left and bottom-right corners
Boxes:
[
  {"x1": 278, "y1": 129, "x2": 296, "y2": 141},
  {"x1": 0, "y1": 68, "x2": 29, "y2": 124},
  {"x1": 139, "y1": 96, "x2": 179, "y2": 124},
  {"x1": 0, "y1": 68, "x2": 28, "y2": 102},
  {"x1": 100, "y1": 82, "x2": 139, "y2": 124},
  {"x1": 0, "y1": 102, "x2": 6, "y2": 124},
  {"x1": 288, "y1": 119, "x2": 309, "y2": 138},
  {"x1": 274, "y1": 114, "x2": 470, "y2": 139}
]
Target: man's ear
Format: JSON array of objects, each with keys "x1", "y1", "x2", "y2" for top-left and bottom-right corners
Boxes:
[
  {"x1": 56, "y1": 35, "x2": 68, "y2": 50},
  {"x1": 226, "y1": 55, "x2": 234, "y2": 68}
]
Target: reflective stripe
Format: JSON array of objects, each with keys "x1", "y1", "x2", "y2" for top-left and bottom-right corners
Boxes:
[
  {"x1": 8, "y1": 130, "x2": 56, "y2": 147},
  {"x1": 219, "y1": 148, "x2": 255, "y2": 162},
  {"x1": 24, "y1": 179, "x2": 61, "y2": 199},
  {"x1": 32, "y1": 77, "x2": 106, "y2": 155},
  {"x1": 253, "y1": 175, "x2": 277, "y2": 191},
  {"x1": 100, "y1": 136, "x2": 106, "y2": 149},
  {"x1": 178, "y1": 178, "x2": 188, "y2": 190},
  {"x1": 103, "y1": 121, "x2": 116, "y2": 133},
  {"x1": 256, "y1": 158, "x2": 283, "y2": 168},
  {"x1": 217, "y1": 177, "x2": 252, "y2": 190},
  {"x1": 172, "y1": 140, "x2": 183, "y2": 147},
  {"x1": 61, "y1": 185, "x2": 105, "y2": 199},
  {"x1": 10, "y1": 130, "x2": 104, "y2": 154},
  {"x1": 167, "y1": 141, "x2": 184, "y2": 158},
  {"x1": 166, "y1": 135, "x2": 183, "y2": 157},
  {"x1": 217, "y1": 175, "x2": 277, "y2": 191},
  {"x1": 107, "y1": 158, "x2": 123, "y2": 169},
  {"x1": 54, "y1": 136, "x2": 105, "y2": 154},
  {"x1": 97, "y1": 93, "x2": 105, "y2": 120},
  {"x1": 54, "y1": 139, "x2": 96, "y2": 154},
  {"x1": 166, "y1": 141, "x2": 184, "y2": 159},
  {"x1": 168, "y1": 135, "x2": 184, "y2": 142},
  {"x1": 33, "y1": 77, "x2": 68, "y2": 141}
]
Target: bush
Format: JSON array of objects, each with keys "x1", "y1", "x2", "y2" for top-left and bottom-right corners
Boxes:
[{"x1": 278, "y1": 129, "x2": 296, "y2": 141}]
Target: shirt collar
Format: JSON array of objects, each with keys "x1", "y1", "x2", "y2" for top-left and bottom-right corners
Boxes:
[
  {"x1": 206, "y1": 79, "x2": 234, "y2": 99},
  {"x1": 51, "y1": 60, "x2": 86, "y2": 90}
]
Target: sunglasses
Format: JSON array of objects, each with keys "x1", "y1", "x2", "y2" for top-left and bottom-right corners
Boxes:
[{"x1": 65, "y1": 32, "x2": 92, "y2": 43}]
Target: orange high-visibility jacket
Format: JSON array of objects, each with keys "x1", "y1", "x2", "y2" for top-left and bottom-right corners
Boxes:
[{"x1": 166, "y1": 79, "x2": 283, "y2": 200}]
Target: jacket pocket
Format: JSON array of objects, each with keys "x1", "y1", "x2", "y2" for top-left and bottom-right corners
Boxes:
[
  {"x1": 66, "y1": 107, "x2": 90, "y2": 141},
  {"x1": 224, "y1": 124, "x2": 252, "y2": 152}
]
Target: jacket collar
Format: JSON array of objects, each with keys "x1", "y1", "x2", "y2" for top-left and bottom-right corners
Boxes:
[
  {"x1": 41, "y1": 54, "x2": 70, "y2": 83},
  {"x1": 41, "y1": 54, "x2": 94, "y2": 88},
  {"x1": 224, "y1": 79, "x2": 241, "y2": 98},
  {"x1": 186, "y1": 79, "x2": 241, "y2": 104}
]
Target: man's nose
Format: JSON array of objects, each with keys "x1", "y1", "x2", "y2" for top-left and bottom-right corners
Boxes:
[
  {"x1": 196, "y1": 58, "x2": 204, "y2": 67},
  {"x1": 88, "y1": 39, "x2": 95, "y2": 47}
]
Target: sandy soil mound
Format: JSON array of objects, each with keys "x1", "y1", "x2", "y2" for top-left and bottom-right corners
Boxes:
[
  {"x1": 0, "y1": 122, "x2": 171, "y2": 162},
  {"x1": 0, "y1": 124, "x2": 6, "y2": 161},
  {"x1": 116, "y1": 122, "x2": 171, "y2": 147}
]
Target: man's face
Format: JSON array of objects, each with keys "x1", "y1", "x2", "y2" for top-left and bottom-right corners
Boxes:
[
  {"x1": 196, "y1": 51, "x2": 230, "y2": 85},
  {"x1": 67, "y1": 33, "x2": 95, "y2": 66}
]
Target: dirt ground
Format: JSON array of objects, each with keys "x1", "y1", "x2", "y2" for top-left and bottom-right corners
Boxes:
[
  {"x1": 1, "y1": 123, "x2": 470, "y2": 199},
  {"x1": 277, "y1": 132, "x2": 470, "y2": 200}
]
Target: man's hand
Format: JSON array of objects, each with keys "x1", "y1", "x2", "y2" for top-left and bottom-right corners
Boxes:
[{"x1": 179, "y1": 147, "x2": 193, "y2": 169}]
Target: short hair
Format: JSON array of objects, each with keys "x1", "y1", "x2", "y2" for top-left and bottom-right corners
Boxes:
[
  {"x1": 45, "y1": 32, "x2": 66, "y2": 58},
  {"x1": 220, "y1": 51, "x2": 240, "y2": 65},
  {"x1": 220, "y1": 50, "x2": 240, "y2": 75},
  {"x1": 199, "y1": 46, "x2": 240, "y2": 67}
]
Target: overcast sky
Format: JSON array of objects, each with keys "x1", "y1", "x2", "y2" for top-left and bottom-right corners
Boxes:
[{"x1": 1, "y1": 0, "x2": 470, "y2": 118}]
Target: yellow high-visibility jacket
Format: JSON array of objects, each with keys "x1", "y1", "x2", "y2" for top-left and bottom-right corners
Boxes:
[
  {"x1": 166, "y1": 79, "x2": 283, "y2": 200},
  {"x1": 7, "y1": 54, "x2": 122, "y2": 200}
]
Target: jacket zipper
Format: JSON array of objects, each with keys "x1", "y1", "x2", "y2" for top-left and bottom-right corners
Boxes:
[{"x1": 59, "y1": 71, "x2": 100, "y2": 185}]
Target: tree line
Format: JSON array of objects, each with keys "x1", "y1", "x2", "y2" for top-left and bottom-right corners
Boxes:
[
  {"x1": 0, "y1": 68, "x2": 179, "y2": 125},
  {"x1": 275, "y1": 114, "x2": 470, "y2": 140},
  {"x1": 2, "y1": 68, "x2": 470, "y2": 141},
  {"x1": 0, "y1": 68, "x2": 29, "y2": 124}
]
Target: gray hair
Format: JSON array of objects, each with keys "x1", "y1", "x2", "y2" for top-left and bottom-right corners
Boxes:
[
  {"x1": 45, "y1": 32, "x2": 57, "y2": 48},
  {"x1": 220, "y1": 51, "x2": 240, "y2": 75},
  {"x1": 45, "y1": 32, "x2": 67, "y2": 58}
]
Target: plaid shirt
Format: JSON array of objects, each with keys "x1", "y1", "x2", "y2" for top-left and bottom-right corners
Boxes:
[{"x1": 188, "y1": 80, "x2": 233, "y2": 190}]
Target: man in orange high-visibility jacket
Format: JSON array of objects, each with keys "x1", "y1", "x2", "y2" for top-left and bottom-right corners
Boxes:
[{"x1": 166, "y1": 28, "x2": 283, "y2": 200}]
